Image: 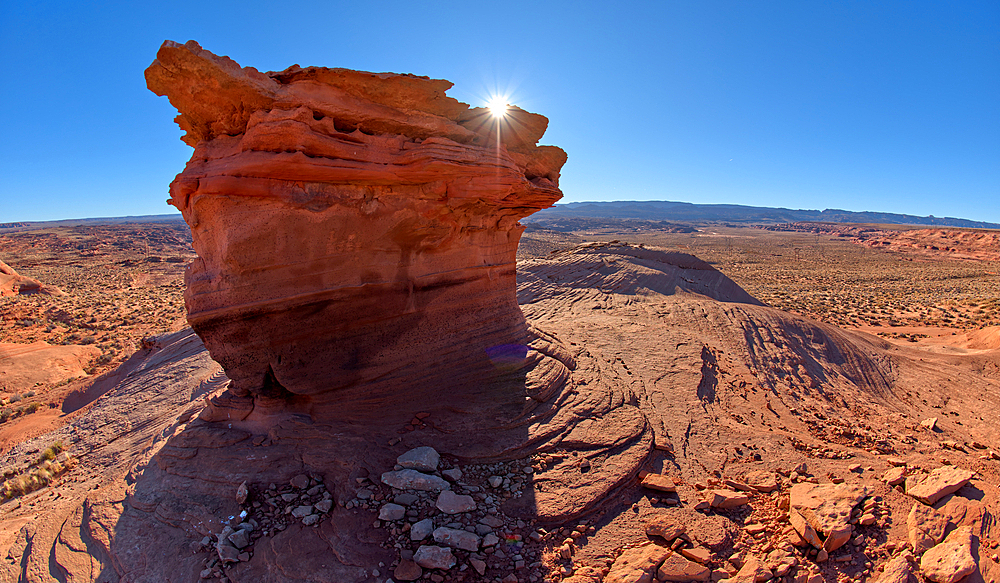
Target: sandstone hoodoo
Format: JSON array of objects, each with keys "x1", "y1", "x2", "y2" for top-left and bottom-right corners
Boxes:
[{"x1": 146, "y1": 40, "x2": 570, "y2": 431}]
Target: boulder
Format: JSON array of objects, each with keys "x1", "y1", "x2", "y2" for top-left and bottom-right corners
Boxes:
[
  {"x1": 432, "y1": 526, "x2": 480, "y2": 552},
  {"x1": 413, "y1": 545, "x2": 456, "y2": 570},
  {"x1": 435, "y1": 490, "x2": 476, "y2": 514},
  {"x1": 657, "y1": 551, "x2": 710, "y2": 581},
  {"x1": 919, "y1": 526, "x2": 977, "y2": 583},
  {"x1": 875, "y1": 553, "x2": 915, "y2": 583},
  {"x1": 907, "y1": 502, "x2": 948, "y2": 554},
  {"x1": 705, "y1": 490, "x2": 750, "y2": 509},
  {"x1": 641, "y1": 473, "x2": 677, "y2": 493},
  {"x1": 605, "y1": 543, "x2": 670, "y2": 583},
  {"x1": 882, "y1": 466, "x2": 907, "y2": 487},
  {"x1": 397, "y1": 446, "x2": 439, "y2": 472},
  {"x1": 381, "y1": 469, "x2": 449, "y2": 492},
  {"x1": 905, "y1": 467, "x2": 974, "y2": 505},
  {"x1": 789, "y1": 483, "x2": 866, "y2": 552}
]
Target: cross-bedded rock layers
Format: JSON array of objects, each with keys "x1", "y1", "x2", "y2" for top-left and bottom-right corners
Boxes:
[{"x1": 146, "y1": 40, "x2": 571, "y2": 431}]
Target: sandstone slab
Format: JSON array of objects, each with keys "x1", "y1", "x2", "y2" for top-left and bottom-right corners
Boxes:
[
  {"x1": 919, "y1": 526, "x2": 977, "y2": 583},
  {"x1": 381, "y1": 469, "x2": 449, "y2": 492},
  {"x1": 907, "y1": 502, "x2": 948, "y2": 554},
  {"x1": 657, "y1": 551, "x2": 710, "y2": 581},
  {"x1": 789, "y1": 483, "x2": 866, "y2": 552},
  {"x1": 905, "y1": 467, "x2": 974, "y2": 505},
  {"x1": 883, "y1": 466, "x2": 907, "y2": 487},
  {"x1": 705, "y1": 490, "x2": 749, "y2": 509},
  {"x1": 876, "y1": 554, "x2": 914, "y2": 583},
  {"x1": 645, "y1": 516, "x2": 685, "y2": 541},
  {"x1": 641, "y1": 473, "x2": 677, "y2": 493},
  {"x1": 605, "y1": 543, "x2": 670, "y2": 583}
]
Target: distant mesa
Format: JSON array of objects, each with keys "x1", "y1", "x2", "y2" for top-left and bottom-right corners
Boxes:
[
  {"x1": 528, "y1": 200, "x2": 1000, "y2": 229},
  {"x1": 0, "y1": 259, "x2": 64, "y2": 297},
  {"x1": 145, "y1": 40, "x2": 571, "y2": 435}
]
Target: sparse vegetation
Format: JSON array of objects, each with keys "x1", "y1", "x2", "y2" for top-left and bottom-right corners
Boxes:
[
  {"x1": 521, "y1": 224, "x2": 1000, "y2": 332},
  {"x1": 0, "y1": 223, "x2": 193, "y2": 390},
  {"x1": 1, "y1": 442, "x2": 73, "y2": 500}
]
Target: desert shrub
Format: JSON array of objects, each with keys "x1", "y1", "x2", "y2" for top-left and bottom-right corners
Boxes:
[
  {"x1": 0, "y1": 409, "x2": 9, "y2": 423},
  {"x1": 39, "y1": 442, "x2": 64, "y2": 462},
  {"x1": 9, "y1": 394, "x2": 21, "y2": 403},
  {"x1": 25, "y1": 403, "x2": 40, "y2": 414},
  {"x1": 23, "y1": 390, "x2": 35, "y2": 398}
]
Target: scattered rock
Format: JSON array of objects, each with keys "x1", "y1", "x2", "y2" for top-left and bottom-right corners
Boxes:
[
  {"x1": 908, "y1": 502, "x2": 948, "y2": 554},
  {"x1": 905, "y1": 466, "x2": 974, "y2": 505},
  {"x1": 290, "y1": 505, "x2": 313, "y2": 518},
  {"x1": 875, "y1": 553, "x2": 914, "y2": 583},
  {"x1": 727, "y1": 554, "x2": 770, "y2": 583},
  {"x1": 605, "y1": 543, "x2": 670, "y2": 583},
  {"x1": 789, "y1": 483, "x2": 866, "y2": 552},
  {"x1": 394, "y1": 559, "x2": 423, "y2": 581},
  {"x1": 379, "y1": 503, "x2": 405, "y2": 521},
  {"x1": 235, "y1": 481, "x2": 248, "y2": 504},
  {"x1": 657, "y1": 550, "x2": 711, "y2": 581},
  {"x1": 381, "y1": 469, "x2": 449, "y2": 492},
  {"x1": 645, "y1": 517, "x2": 686, "y2": 541},
  {"x1": 227, "y1": 529, "x2": 250, "y2": 549},
  {"x1": 705, "y1": 490, "x2": 750, "y2": 509},
  {"x1": 743, "y1": 470, "x2": 778, "y2": 493},
  {"x1": 678, "y1": 545, "x2": 712, "y2": 565},
  {"x1": 432, "y1": 526, "x2": 480, "y2": 552},
  {"x1": 289, "y1": 474, "x2": 309, "y2": 489},
  {"x1": 441, "y1": 468, "x2": 462, "y2": 481},
  {"x1": 435, "y1": 490, "x2": 476, "y2": 514},
  {"x1": 411, "y1": 518, "x2": 434, "y2": 541},
  {"x1": 882, "y1": 466, "x2": 907, "y2": 487},
  {"x1": 920, "y1": 417, "x2": 939, "y2": 431},
  {"x1": 470, "y1": 557, "x2": 486, "y2": 575},
  {"x1": 413, "y1": 545, "x2": 457, "y2": 570},
  {"x1": 397, "y1": 446, "x2": 440, "y2": 472},
  {"x1": 919, "y1": 526, "x2": 977, "y2": 583},
  {"x1": 641, "y1": 473, "x2": 678, "y2": 493}
]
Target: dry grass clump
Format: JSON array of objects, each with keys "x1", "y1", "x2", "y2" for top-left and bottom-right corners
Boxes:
[{"x1": 1, "y1": 441, "x2": 73, "y2": 500}]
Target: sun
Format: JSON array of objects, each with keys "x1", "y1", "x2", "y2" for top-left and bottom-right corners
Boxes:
[{"x1": 487, "y1": 96, "x2": 508, "y2": 118}]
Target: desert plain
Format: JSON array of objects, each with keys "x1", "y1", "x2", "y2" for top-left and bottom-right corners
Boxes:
[{"x1": 0, "y1": 216, "x2": 998, "y2": 583}]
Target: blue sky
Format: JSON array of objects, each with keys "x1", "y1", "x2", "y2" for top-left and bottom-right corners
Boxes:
[{"x1": 1, "y1": 1, "x2": 997, "y2": 223}]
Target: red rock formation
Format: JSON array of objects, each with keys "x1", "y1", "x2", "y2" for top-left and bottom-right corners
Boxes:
[
  {"x1": 0, "y1": 259, "x2": 63, "y2": 297},
  {"x1": 146, "y1": 41, "x2": 569, "y2": 430}
]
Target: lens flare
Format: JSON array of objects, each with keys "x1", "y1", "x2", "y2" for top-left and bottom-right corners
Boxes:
[{"x1": 487, "y1": 96, "x2": 508, "y2": 118}]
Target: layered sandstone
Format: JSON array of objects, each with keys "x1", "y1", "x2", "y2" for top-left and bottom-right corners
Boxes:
[{"x1": 146, "y1": 41, "x2": 569, "y2": 430}]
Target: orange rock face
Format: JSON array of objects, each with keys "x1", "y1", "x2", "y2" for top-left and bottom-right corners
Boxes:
[{"x1": 146, "y1": 41, "x2": 567, "y2": 425}]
